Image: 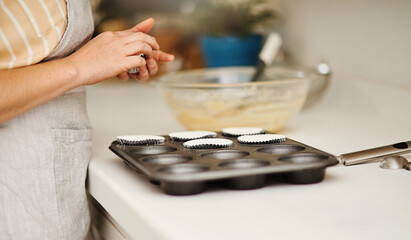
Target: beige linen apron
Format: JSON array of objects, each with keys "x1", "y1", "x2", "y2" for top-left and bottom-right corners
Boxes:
[{"x1": 0, "y1": 0, "x2": 94, "y2": 239}]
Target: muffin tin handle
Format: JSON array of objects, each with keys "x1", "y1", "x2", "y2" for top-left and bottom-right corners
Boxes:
[{"x1": 340, "y1": 141, "x2": 411, "y2": 166}]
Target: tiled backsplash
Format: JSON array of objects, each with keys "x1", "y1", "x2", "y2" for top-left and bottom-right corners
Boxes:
[{"x1": 277, "y1": 0, "x2": 411, "y2": 89}]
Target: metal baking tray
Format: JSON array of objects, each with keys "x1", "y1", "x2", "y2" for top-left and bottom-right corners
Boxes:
[{"x1": 109, "y1": 132, "x2": 339, "y2": 195}]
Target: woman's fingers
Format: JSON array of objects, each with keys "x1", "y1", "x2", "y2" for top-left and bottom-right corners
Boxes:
[
  {"x1": 146, "y1": 57, "x2": 158, "y2": 75},
  {"x1": 136, "y1": 66, "x2": 149, "y2": 81},
  {"x1": 126, "y1": 54, "x2": 146, "y2": 68},
  {"x1": 124, "y1": 41, "x2": 154, "y2": 57},
  {"x1": 133, "y1": 51, "x2": 174, "y2": 81},
  {"x1": 117, "y1": 71, "x2": 130, "y2": 81},
  {"x1": 153, "y1": 50, "x2": 175, "y2": 62},
  {"x1": 124, "y1": 51, "x2": 174, "y2": 82},
  {"x1": 129, "y1": 18, "x2": 155, "y2": 33},
  {"x1": 124, "y1": 32, "x2": 159, "y2": 50}
]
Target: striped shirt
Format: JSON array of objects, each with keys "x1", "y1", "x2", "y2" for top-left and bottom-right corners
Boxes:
[{"x1": 0, "y1": 0, "x2": 67, "y2": 69}]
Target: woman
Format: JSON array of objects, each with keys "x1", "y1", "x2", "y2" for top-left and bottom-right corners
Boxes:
[{"x1": 0, "y1": 0, "x2": 174, "y2": 239}]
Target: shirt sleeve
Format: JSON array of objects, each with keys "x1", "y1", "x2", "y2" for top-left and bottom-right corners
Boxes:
[{"x1": 0, "y1": 0, "x2": 67, "y2": 69}]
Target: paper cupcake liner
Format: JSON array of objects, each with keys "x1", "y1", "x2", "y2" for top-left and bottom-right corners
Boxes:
[
  {"x1": 117, "y1": 135, "x2": 165, "y2": 145},
  {"x1": 169, "y1": 131, "x2": 217, "y2": 141},
  {"x1": 222, "y1": 127, "x2": 265, "y2": 136},
  {"x1": 237, "y1": 134, "x2": 286, "y2": 144},
  {"x1": 183, "y1": 138, "x2": 233, "y2": 149}
]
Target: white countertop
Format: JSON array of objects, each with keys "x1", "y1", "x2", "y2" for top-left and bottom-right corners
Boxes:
[{"x1": 86, "y1": 75, "x2": 411, "y2": 240}]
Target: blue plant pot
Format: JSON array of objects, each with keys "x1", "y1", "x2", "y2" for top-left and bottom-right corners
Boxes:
[{"x1": 200, "y1": 34, "x2": 263, "y2": 68}]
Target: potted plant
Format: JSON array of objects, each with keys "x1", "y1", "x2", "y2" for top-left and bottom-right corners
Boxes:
[{"x1": 195, "y1": 0, "x2": 277, "y2": 67}]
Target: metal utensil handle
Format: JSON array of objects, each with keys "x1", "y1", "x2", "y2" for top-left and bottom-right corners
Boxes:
[
  {"x1": 340, "y1": 141, "x2": 411, "y2": 166},
  {"x1": 259, "y1": 32, "x2": 282, "y2": 66}
]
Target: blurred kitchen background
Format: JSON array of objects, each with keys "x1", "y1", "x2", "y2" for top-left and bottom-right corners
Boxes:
[
  {"x1": 86, "y1": 2, "x2": 411, "y2": 238},
  {"x1": 91, "y1": 0, "x2": 410, "y2": 89}
]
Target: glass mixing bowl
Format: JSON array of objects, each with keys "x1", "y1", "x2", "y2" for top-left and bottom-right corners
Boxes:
[{"x1": 154, "y1": 66, "x2": 315, "y2": 132}]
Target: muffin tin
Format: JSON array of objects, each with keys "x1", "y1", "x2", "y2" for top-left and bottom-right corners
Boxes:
[{"x1": 109, "y1": 130, "x2": 339, "y2": 195}]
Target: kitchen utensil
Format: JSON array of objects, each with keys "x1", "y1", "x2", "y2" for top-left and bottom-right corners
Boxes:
[
  {"x1": 250, "y1": 32, "x2": 282, "y2": 82},
  {"x1": 379, "y1": 155, "x2": 409, "y2": 169},
  {"x1": 109, "y1": 129, "x2": 339, "y2": 195},
  {"x1": 339, "y1": 141, "x2": 411, "y2": 166}
]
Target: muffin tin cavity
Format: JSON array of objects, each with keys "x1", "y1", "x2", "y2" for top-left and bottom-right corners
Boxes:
[
  {"x1": 143, "y1": 154, "x2": 192, "y2": 165},
  {"x1": 219, "y1": 159, "x2": 270, "y2": 169},
  {"x1": 130, "y1": 145, "x2": 177, "y2": 155},
  {"x1": 257, "y1": 144, "x2": 305, "y2": 155},
  {"x1": 169, "y1": 131, "x2": 217, "y2": 141},
  {"x1": 278, "y1": 153, "x2": 329, "y2": 164},
  {"x1": 282, "y1": 168, "x2": 326, "y2": 184},
  {"x1": 109, "y1": 130, "x2": 339, "y2": 195},
  {"x1": 222, "y1": 127, "x2": 265, "y2": 136},
  {"x1": 201, "y1": 150, "x2": 250, "y2": 160},
  {"x1": 224, "y1": 174, "x2": 267, "y2": 190},
  {"x1": 219, "y1": 159, "x2": 270, "y2": 190},
  {"x1": 157, "y1": 163, "x2": 209, "y2": 174}
]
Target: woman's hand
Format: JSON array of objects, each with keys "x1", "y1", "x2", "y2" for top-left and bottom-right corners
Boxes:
[
  {"x1": 0, "y1": 18, "x2": 174, "y2": 123},
  {"x1": 66, "y1": 18, "x2": 174, "y2": 85}
]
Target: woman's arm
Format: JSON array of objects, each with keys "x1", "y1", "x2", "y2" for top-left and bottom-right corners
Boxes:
[
  {"x1": 0, "y1": 18, "x2": 174, "y2": 124},
  {"x1": 0, "y1": 58, "x2": 81, "y2": 124}
]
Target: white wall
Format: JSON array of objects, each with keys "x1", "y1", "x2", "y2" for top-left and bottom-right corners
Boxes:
[{"x1": 278, "y1": 0, "x2": 411, "y2": 88}]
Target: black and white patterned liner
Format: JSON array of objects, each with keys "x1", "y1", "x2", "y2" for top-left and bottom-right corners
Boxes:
[
  {"x1": 222, "y1": 127, "x2": 265, "y2": 136},
  {"x1": 237, "y1": 134, "x2": 286, "y2": 144},
  {"x1": 117, "y1": 135, "x2": 165, "y2": 145},
  {"x1": 169, "y1": 131, "x2": 217, "y2": 141},
  {"x1": 183, "y1": 138, "x2": 233, "y2": 149}
]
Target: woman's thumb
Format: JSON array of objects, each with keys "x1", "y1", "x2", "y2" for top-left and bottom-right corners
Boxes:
[{"x1": 130, "y1": 18, "x2": 154, "y2": 33}]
